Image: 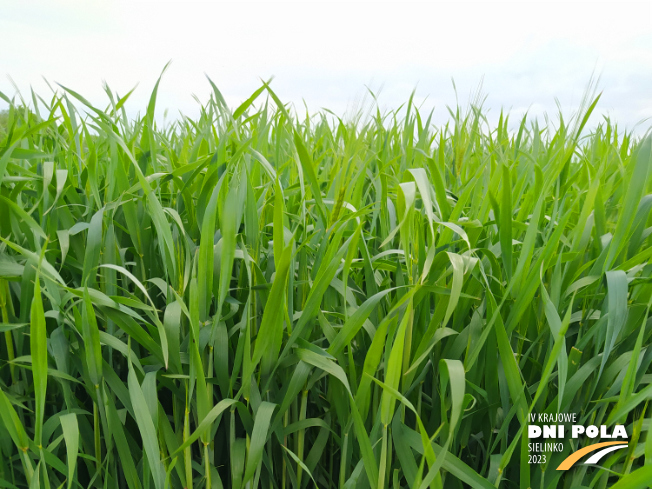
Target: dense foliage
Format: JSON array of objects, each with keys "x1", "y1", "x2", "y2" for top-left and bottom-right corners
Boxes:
[{"x1": 0, "y1": 78, "x2": 651, "y2": 489}]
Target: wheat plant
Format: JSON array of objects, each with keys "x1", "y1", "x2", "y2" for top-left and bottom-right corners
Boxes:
[{"x1": 0, "y1": 76, "x2": 651, "y2": 489}]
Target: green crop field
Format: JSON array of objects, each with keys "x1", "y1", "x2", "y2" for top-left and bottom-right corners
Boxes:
[{"x1": 0, "y1": 76, "x2": 651, "y2": 489}]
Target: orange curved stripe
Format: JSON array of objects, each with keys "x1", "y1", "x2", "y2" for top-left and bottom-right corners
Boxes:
[{"x1": 556, "y1": 442, "x2": 627, "y2": 470}]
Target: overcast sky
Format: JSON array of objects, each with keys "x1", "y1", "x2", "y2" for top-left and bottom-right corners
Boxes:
[{"x1": 1, "y1": 1, "x2": 651, "y2": 133}]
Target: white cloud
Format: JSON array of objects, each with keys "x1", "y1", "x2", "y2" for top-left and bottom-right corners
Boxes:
[{"x1": 1, "y1": 0, "x2": 650, "y2": 132}]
